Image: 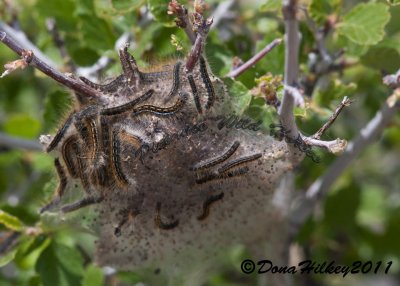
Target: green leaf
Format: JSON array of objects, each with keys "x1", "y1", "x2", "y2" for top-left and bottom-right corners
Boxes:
[
  {"x1": 309, "y1": 0, "x2": 342, "y2": 24},
  {"x1": 0, "y1": 247, "x2": 17, "y2": 267},
  {"x1": 313, "y1": 79, "x2": 356, "y2": 107},
  {"x1": 31, "y1": 153, "x2": 54, "y2": 173},
  {"x1": 357, "y1": 185, "x2": 386, "y2": 228},
  {"x1": 309, "y1": 0, "x2": 334, "y2": 25},
  {"x1": 14, "y1": 236, "x2": 51, "y2": 270},
  {"x1": 361, "y1": 46, "x2": 400, "y2": 73},
  {"x1": 386, "y1": 6, "x2": 400, "y2": 36},
  {"x1": 246, "y1": 97, "x2": 276, "y2": 130},
  {"x1": 82, "y1": 264, "x2": 104, "y2": 286},
  {"x1": 0, "y1": 209, "x2": 24, "y2": 231},
  {"x1": 255, "y1": 18, "x2": 279, "y2": 35},
  {"x1": 379, "y1": 207, "x2": 400, "y2": 256},
  {"x1": 205, "y1": 39, "x2": 233, "y2": 77},
  {"x1": 260, "y1": 0, "x2": 281, "y2": 12},
  {"x1": 255, "y1": 33, "x2": 284, "y2": 75},
  {"x1": 69, "y1": 47, "x2": 100, "y2": 67},
  {"x1": 143, "y1": 26, "x2": 184, "y2": 58},
  {"x1": 360, "y1": 36, "x2": 400, "y2": 73},
  {"x1": 78, "y1": 16, "x2": 116, "y2": 51},
  {"x1": 92, "y1": 0, "x2": 143, "y2": 16},
  {"x1": 296, "y1": 217, "x2": 316, "y2": 244},
  {"x1": 3, "y1": 114, "x2": 41, "y2": 139},
  {"x1": 36, "y1": 241, "x2": 84, "y2": 286},
  {"x1": 36, "y1": 244, "x2": 61, "y2": 286},
  {"x1": 55, "y1": 244, "x2": 84, "y2": 275},
  {"x1": 222, "y1": 78, "x2": 252, "y2": 115},
  {"x1": 324, "y1": 185, "x2": 361, "y2": 232},
  {"x1": 35, "y1": 0, "x2": 77, "y2": 32},
  {"x1": 337, "y1": 2, "x2": 390, "y2": 45},
  {"x1": 27, "y1": 276, "x2": 42, "y2": 286},
  {"x1": 293, "y1": 106, "x2": 308, "y2": 118},
  {"x1": 387, "y1": 0, "x2": 400, "y2": 6},
  {"x1": 75, "y1": 0, "x2": 117, "y2": 51},
  {"x1": 335, "y1": 34, "x2": 370, "y2": 57},
  {"x1": 112, "y1": 0, "x2": 144, "y2": 11}
]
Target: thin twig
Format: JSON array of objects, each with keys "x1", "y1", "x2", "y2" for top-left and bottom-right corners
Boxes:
[
  {"x1": 312, "y1": 97, "x2": 353, "y2": 140},
  {"x1": 0, "y1": 30, "x2": 100, "y2": 98},
  {"x1": 0, "y1": 132, "x2": 43, "y2": 151},
  {"x1": 226, "y1": 38, "x2": 282, "y2": 78},
  {"x1": 290, "y1": 88, "x2": 400, "y2": 234}
]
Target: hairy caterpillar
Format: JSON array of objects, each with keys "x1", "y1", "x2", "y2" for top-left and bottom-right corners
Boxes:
[
  {"x1": 190, "y1": 140, "x2": 240, "y2": 171},
  {"x1": 197, "y1": 192, "x2": 224, "y2": 220}
]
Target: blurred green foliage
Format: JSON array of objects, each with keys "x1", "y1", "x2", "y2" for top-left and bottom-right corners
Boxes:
[{"x1": 0, "y1": 0, "x2": 399, "y2": 285}]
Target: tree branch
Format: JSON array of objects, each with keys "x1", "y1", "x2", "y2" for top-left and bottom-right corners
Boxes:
[
  {"x1": 0, "y1": 30, "x2": 101, "y2": 99},
  {"x1": 0, "y1": 21, "x2": 57, "y2": 68},
  {"x1": 226, "y1": 38, "x2": 282, "y2": 78},
  {"x1": 278, "y1": 0, "x2": 300, "y2": 157},
  {"x1": 290, "y1": 88, "x2": 400, "y2": 233},
  {"x1": 1, "y1": 20, "x2": 130, "y2": 82},
  {"x1": 0, "y1": 133, "x2": 42, "y2": 151}
]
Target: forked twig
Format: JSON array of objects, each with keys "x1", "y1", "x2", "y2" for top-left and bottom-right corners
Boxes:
[
  {"x1": 278, "y1": 1, "x2": 348, "y2": 157},
  {"x1": 312, "y1": 97, "x2": 353, "y2": 140},
  {"x1": 290, "y1": 88, "x2": 400, "y2": 233}
]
